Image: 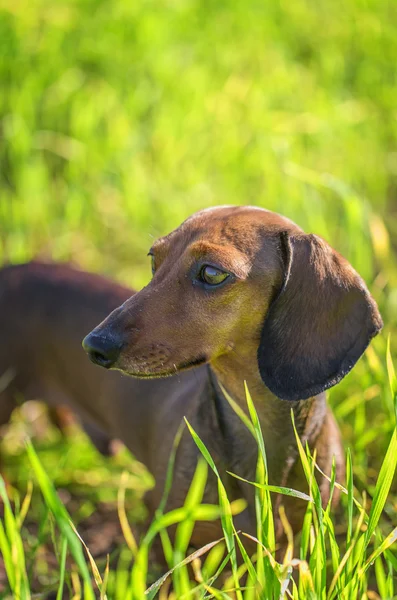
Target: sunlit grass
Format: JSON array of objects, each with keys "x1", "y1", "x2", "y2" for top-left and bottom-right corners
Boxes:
[{"x1": 0, "y1": 346, "x2": 396, "y2": 598}]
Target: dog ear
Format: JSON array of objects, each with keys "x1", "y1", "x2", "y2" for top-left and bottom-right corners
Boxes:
[{"x1": 258, "y1": 232, "x2": 383, "y2": 401}]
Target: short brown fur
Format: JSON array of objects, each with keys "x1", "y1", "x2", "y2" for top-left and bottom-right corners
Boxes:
[{"x1": 1, "y1": 206, "x2": 382, "y2": 554}]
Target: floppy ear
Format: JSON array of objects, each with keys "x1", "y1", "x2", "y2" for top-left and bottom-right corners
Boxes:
[{"x1": 258, "y1": 232, "x2": 383, "y2": 401}]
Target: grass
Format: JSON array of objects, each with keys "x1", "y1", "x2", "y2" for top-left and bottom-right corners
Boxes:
[
  {"x1": 0, "y1": 357, "x2": 396, "y2": 598},
  {"x1": 0, "y1": 0, "x2": 397, "y2": 596}
]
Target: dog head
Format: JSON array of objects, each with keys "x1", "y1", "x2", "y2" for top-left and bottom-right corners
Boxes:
[{"x1": 83, "y1": 206, "x2": 382, "y2": 401}]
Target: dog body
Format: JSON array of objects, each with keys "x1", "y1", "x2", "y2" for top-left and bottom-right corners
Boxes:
[
  {"x1": 0, "y1": 264, "x2": 194, "y2": 466},
  {"x1": 0, "y1": 262, "x2": 257, "y2": 540},
  {"x1": 1, "y1": 206, "x2": 382, "y2": 548}
]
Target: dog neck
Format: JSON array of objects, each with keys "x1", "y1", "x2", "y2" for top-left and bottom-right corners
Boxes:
[{"x1": 209, "y1": 350, "x2": 327, "y2": 485}]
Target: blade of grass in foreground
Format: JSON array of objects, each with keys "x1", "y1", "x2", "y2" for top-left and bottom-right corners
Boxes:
[
  {"x1": 245, "y1": 383, "x2": 275, "y2": 590},
  {"x1": 16, "y1": 480, "x2": 33, "y2": 530},
  {"x1": 219, "y1": 381, "x2": 255, "y2": 438},
  {"x1": 117, "y1": 471, "x2": 138, "y2": 558},
  {"x1": 365, "y1": 428, "x2": 397, "y2": 545},
  {"x1": 185, "y1": 418, "x2": 244, "y2": 600},
  {"x1": 173, "y1": 459, "x2": 208, "y2": 596},
  {"x1": 386, "y1": 335, "x2": 397, "y2": 425},
  {"x1": 130, "y1": 498, "x2": 244, "y2": 598},
  {"x1": 0, "y1": 477, "x2": 31, "y2": 599},
  {"x1": 157, "y1": 419, "x2": 185, "y2": 515},
  {"x1": 25, "y1": 441, "x2": 95, "y2": 600},
  {"x1": 346, "y1": 448, "x2": 354, "y2": 547},
  {"x1": 145, "y1": 537, "x2": 226, "y2": 599},
  {"x1": 327, "y1": 501, "x2": 367, "y2": 600},
  {"x1": 156, "y1": 420, "x2": 186, "y2": 569},
  {"x1": 226, "y1": 471, "x2": 312, "y2": 503},
  {"x1": 291, "y1": 411, "x2": 327, "y2": 597},
  {"x1": 71, "y1": 521, "x2": 109, "y2": 599},
  {"x1": 56, "y1": 537, "x2": 68, "y2": 600},
  {"x1": 360, "y1": 527, "x2": 397, "y2": 579}
]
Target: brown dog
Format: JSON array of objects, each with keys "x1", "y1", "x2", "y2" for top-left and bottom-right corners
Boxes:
[
  {"x1": 1, "y1": 205, "x2": 382, "y2": 552},
  {"x1": 81, "y1": 205, "x2": 382, "y2": 545},
  {"x1": 0, "y1": 263, "x2": 134, "y2": 456}
]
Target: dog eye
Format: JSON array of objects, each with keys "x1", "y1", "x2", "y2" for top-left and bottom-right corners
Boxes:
[{"x1": 199, "y1": 265, "x2": 229, "y2": 286}]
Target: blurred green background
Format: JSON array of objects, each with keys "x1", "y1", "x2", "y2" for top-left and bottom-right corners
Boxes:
[
  {"x1": 1, "y1": 0, "x2": 397, "y2": 514},
  {"x1": 0, "y1": 0, "x2": 396, "y2": 288}
]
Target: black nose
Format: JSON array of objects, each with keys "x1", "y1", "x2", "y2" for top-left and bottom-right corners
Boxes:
[{"x1": 82, "y1": 332, "x2": 122, "y2": 369}]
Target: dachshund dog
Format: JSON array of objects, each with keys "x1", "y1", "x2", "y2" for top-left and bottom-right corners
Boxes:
[
  {"x1": 82, "y1": 205, "x2": 382, "y2": 545},
  {"x1": 0, "y1": 206, "x2": 382, "y2": 552}
]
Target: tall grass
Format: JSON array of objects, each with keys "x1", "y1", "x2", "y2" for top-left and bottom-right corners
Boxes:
[{"x1": 0, "y1": 346, "x2": 396, "y2": 598}]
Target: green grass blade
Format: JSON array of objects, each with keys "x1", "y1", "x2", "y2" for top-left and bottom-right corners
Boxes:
[
  {"x1": 56, "y1": 537, "x2": 68, "y2": 600},
  {"x1": 245, "y1": 382, "x2": 275, "y2": 588},
  {"x1": 226, "y1": 471, "x2": 312, "y2": 502},
  {"x1": 219, "y1": 381, "x2": 255, "y2": 438},
  {"x1": 145, "y1": 537, "x2": 225, "y2": 599},
  {"x1": 157, "y1": 419, "x2": 185, "y2": 515},
  {"x1": 365, "y1": 429, "x2": 397, "y2": 545},
  {"x1": 327, "y1": 503, "x2": 367, "y2": 600},
  {"x1": 185, "y1": 418, "x2": 243, "y2": 600},
  {"x1": 175, "y1": 459, "x2": 208, "y2": 557},
  {"x1": 173, "y1": 458, "x2": 208, "y2": 595},
  {"x1": 300, "y1": 502, "x2": 313, "y2": 561},
  {"x1": 386, "y1": 335, "x2": 397, "y2": 425},
  {"x1": 346, "y1": 448, "x2": 354, "y2": 547},
  {"x1": 360, "y1": 527, "x2": 397, "y2": 578},
  {"x1": 25, "y1": 441, "x2": 95, "y2": 600},
  {"x1": 291, "y1": 412, "x2": 326, "y2": 594},
  {"x1": 0, "y1": 477, "x2": 31, "y2": 599},
  {"x1": 0, "y1": 519, "x2": 15, "y2": 592},
  {"x1": 244, "y1": 382, "x2": 268, "y2": 474}
]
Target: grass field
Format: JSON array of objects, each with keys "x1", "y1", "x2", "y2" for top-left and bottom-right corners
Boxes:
[{"x1": 1, "y1": 0, "x2": 397, "y2": 597}]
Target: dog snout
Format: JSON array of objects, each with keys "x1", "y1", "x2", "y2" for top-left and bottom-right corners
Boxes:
[{"x1": 82, "y1": 331, "x2": 123, "y2": 369}]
